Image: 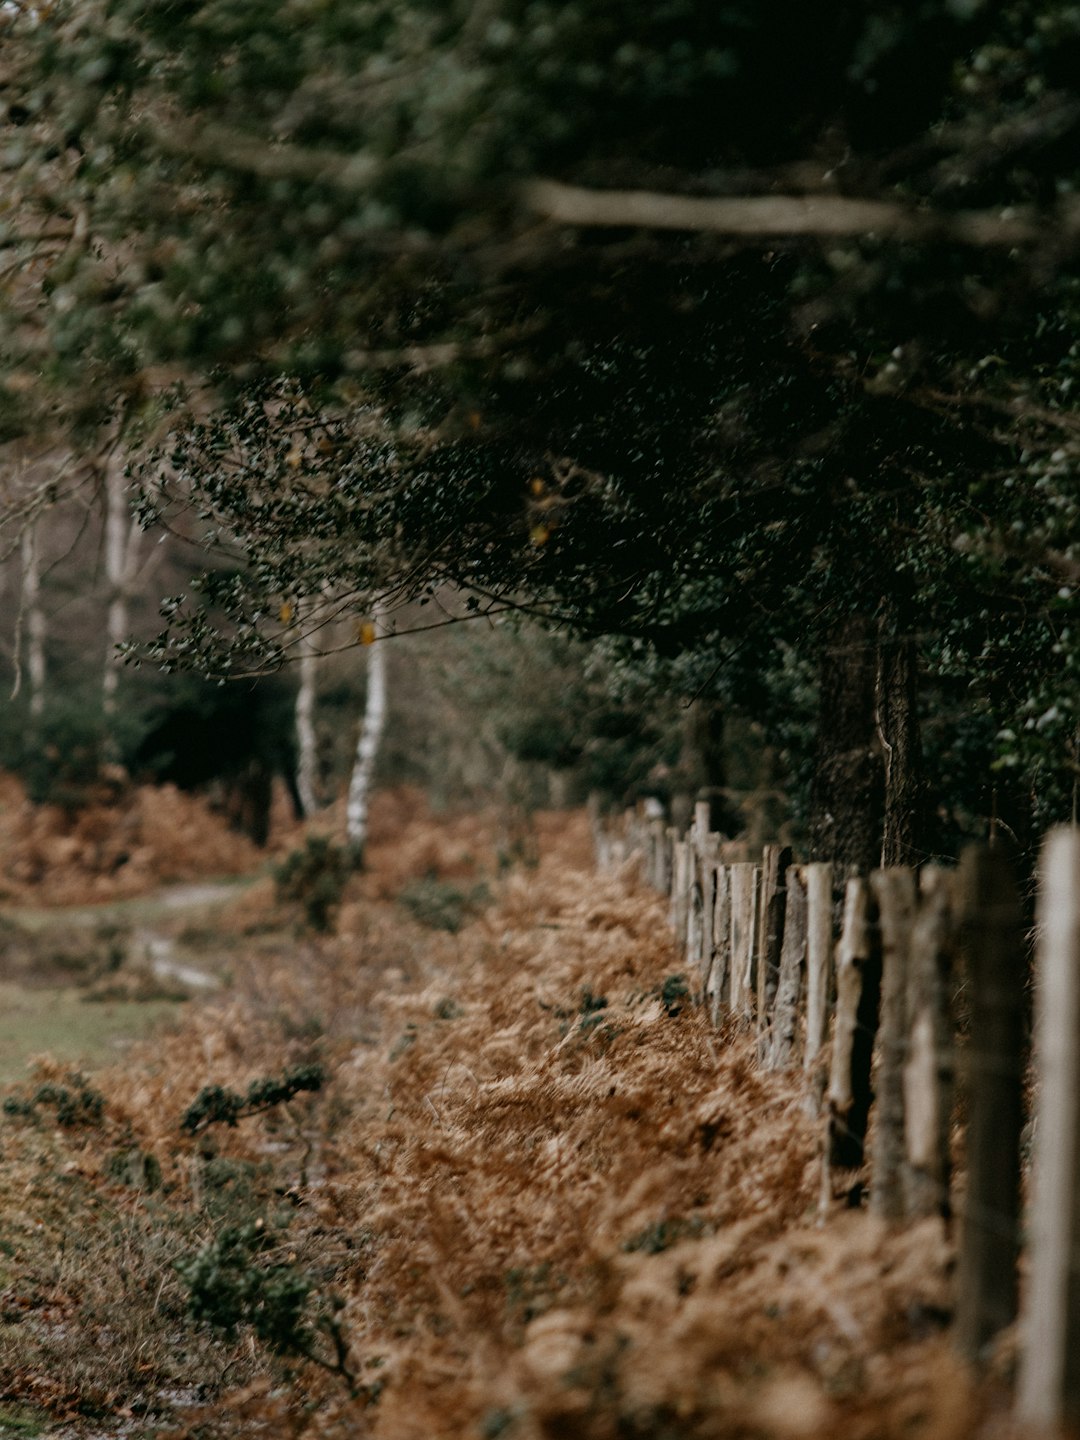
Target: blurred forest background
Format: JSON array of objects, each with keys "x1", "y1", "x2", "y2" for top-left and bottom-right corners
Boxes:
[{"x1": 3, "y1": 0, "x2": 1080, "y2": 875}]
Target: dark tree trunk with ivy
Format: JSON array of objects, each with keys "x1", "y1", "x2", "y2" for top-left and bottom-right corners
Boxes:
[{"x1": 808, "y1": 616, "x2": 884, "y2": 878}]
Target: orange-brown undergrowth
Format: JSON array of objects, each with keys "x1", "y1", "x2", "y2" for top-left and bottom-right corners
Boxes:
[{"x1": 12, "y1": 800, "x2": 1014, "y2": 1438}]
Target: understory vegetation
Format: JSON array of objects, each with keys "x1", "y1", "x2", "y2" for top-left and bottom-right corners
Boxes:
[{"x1": 0, "y1": 800, "x2": 1003, "y2": 1439}]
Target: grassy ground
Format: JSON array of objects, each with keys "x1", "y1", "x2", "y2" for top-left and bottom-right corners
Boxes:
[{"x1": 0, "y1": 983, "x2": 181, "y2": 1084}]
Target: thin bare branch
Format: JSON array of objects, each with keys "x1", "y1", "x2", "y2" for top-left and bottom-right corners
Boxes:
[{"x1": 523, "y1": 179, "x2": 1080, "y2": 250}]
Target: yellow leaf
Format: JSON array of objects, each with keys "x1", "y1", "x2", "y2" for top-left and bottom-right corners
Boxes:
[
  {"x1": 529, "y1": 476, "x2": 546, "y2": 496},
  {"x1": 279, "y1": 601, "x2": 294, "y2": 624},
  {"x1": 286, "y1": 447, "x2": 303, "y2": 468},
  {"x1": 529, "y1": 524, "x2": 550, "y2": 547},
  {"x1": 358, "y1": 621, "x2": 376, "y2": 646}
]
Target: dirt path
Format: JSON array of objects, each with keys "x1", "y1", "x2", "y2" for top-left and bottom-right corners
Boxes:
[{"x1": 0, "y1": 874, "x2": 260, "y2": 1079}]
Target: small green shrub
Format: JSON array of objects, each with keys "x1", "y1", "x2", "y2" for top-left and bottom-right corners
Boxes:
[
  {"x1": 3, "y1": 1073, "x2": 106, "y2": 1128},
  {"x1": 397, "y1": 878, "x2": 490, "y2": 933},
  {"x1": 274, "y1": 837, "x2": 352, "y2": 932},
  {"x1": 0, "y1": 696, "x2": 143, "y2": 811},
  {"x1": 177, "y1": 1220, "x2": 358, "y2": 1392},
  {"x1": 656, "y1": 974, "x2": 690, "y2": 1017},
  {"x1": 181, "y1": 1064, "x2": 325, "y2": 1134}
]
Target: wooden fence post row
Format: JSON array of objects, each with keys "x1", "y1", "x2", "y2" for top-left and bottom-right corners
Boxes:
[
  {"x1": 594, "y1": 805, "x2": 1061, "y2": 1410},
  {"x1": 611, "y1": 816, "x2": 957, "y2": 1211}
]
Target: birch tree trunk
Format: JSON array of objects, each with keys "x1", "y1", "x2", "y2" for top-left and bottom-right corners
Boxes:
[
  {"x1": 20, "y1": 522, "x2": 46, "y2": 718},
  {"x1": 102, "y1": 461, "x2": 144, "y2": 721},
  {"x1": 346, "y1": 603, "x2": 388, "y2": 863},
  {"x1": 295, "y1": 613, "x2": 320, "y2": 817}
]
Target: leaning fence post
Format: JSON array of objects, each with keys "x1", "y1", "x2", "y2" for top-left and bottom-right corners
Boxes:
[
  {"x1": 825, "y1": 877, "x2": 881, "y2": 1182},
  {"x1": 803, "y1": 862, "x2": 834, "y2": 1083},
  {"x1": 1017, "y1": 829, "x2": 1080, "y2": 1429},
  {"x1": 954, "y1": 845, "x2": 1025, "y2": 1364},
  {"x1": 870, "y1": 867, "x2": 916, "y2": 1220}
]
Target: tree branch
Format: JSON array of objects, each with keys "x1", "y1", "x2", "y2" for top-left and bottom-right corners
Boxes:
[{"x1": 523, "y1": 179, "x2": 1080, "y2": 250}]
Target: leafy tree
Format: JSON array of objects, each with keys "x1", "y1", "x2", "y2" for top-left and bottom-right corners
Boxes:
[{"x1": 5, "y1": 0, "x2": 1080, "y2": 866}]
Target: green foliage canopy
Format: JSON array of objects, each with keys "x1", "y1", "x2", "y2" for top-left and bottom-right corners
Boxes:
[{"x1": 5, "y1": 1, "x2": 1080, "y2": 830}]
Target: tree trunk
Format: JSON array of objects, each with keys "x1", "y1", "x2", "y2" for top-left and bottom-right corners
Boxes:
[
  {"x1": 295, "y1": 612, "x2": 320, "y2": 818},
  {"x1": 673, "y1": 701, "x2": 737, "y2": 836},
  {"x1": 19, "y1": 522, "x2": 46, "y2": 718},
  {"x1": 877, "y1": 630, "x2": 923, "y2": 868},
  {"x1": 346, "y1": 603, "x2": 388, "y2": 864},
  {"x1": 808, "y1": 615, "x2": 884, "y2": 878},
  {"x1": 102, "y1": 461, "x2": 144, "y2": 721}
]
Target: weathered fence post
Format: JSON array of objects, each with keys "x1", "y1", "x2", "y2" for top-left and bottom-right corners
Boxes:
[
  {"x1": 870, "y1": 867, "x2": 916, "y2": 1220},
  {"x1": 670, "y1": 839, "x2": 691, "y2": 950},
  {"x1": 687, "y1": 865, "x2": 706, "y2": 975},
  {"x1": 903, "y1": 866, "x2": 954, "y2": 1219},
  {"x1": 693, "y1": 832, "x2": 720, "y2": 987},
  {"x1": 757, "y1": 845, "x2": 792, "y2": 1062},
  {"x1": 767, "y1": 864, "x2": 809, "y2": 1070},
  {"x1": 954, "y1": 845, "x2": 1025, "y2": 1363},
  {"x1": 729, "y1": 862, "x2": 758, "y2": 1020},
  {"x1": 1017, "y1": 829, "x2": 1080, "y2": 1429},
  {"x1": 803, "y1": 862, "x2": 834, "y2": 1082},
  {"x1": 707, "y1": 864, "x2": 732, "y2": 1024},
  {"x1": 825, "y1": 877, "x2": 881, "y2": 1184},
  {"x1": 693, "y1": 800, "x2": 712, "y2": 848},
  {"x1": 645, "y1": 818, "x2": 660, "y2": 890}
]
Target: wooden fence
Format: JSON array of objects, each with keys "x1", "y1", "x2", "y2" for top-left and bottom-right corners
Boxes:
[{"x1": 593, "y1": 801, "x2": 1080, "y2": 1433}]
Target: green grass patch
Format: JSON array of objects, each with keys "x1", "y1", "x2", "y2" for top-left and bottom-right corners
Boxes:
[{"x1": 0, "y1": 983, "x2": 181, "y2": 1083}]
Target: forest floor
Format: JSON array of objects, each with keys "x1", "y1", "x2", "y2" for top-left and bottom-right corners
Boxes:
[{"x1": 0, "y1": 779, "x2": 1024, "y2": 1440}]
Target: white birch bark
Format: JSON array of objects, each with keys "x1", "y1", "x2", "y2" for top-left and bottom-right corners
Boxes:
[
  {"x1": 295, "y1": 613, "x2": 320, "y2": 817},
  {"x1": 102, "y1": 461, "x2": 144, "y2": 718},
  {"x1": 20, "y1": 522, "x2": 46, "y2": 718},
  {"x1": 346, "y1": 602, "x2": 388, "y2": 858}
]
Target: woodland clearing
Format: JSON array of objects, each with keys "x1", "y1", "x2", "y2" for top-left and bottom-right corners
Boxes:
[{"x1": 0, "y1": 781, "x2": 1016, "y2": 1440}]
